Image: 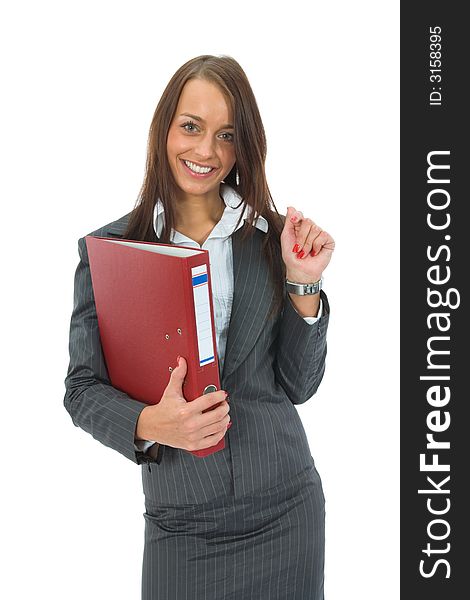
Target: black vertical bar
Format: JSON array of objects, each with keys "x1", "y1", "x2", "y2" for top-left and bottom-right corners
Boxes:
[{"x1": 401, "y1": 3, "x2": 468, "y2": 598}]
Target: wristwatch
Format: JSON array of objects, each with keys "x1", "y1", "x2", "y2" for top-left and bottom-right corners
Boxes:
[{"x1": 285, "y1": 278, "x2": 322, "y2": 296}]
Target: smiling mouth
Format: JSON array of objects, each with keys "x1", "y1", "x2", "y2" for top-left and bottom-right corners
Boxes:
[{"x1": 182, "y1": 159, "x2": 217, "y2": 175}]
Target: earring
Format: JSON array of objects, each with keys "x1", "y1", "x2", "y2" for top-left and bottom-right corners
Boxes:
[{"x1": 236, "y1": 168, "x2": 240, "y2": 186}]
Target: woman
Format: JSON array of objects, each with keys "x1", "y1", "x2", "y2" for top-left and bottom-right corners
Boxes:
[{"x1": 64, "y1": 54, "x2": 334, "y2": 600}]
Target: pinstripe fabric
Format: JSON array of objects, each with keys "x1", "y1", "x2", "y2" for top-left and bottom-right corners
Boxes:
[
  {"x1": 142, "y1": 463, "x2": 325, "y2": 600},
  {"x1": 64, "y1": 209, "x2": 329, "y2": 599}
]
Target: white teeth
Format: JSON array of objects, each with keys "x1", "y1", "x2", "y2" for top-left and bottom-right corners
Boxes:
[{"x1": 184, "y1": 160, "x2": 214, "y2": 174}]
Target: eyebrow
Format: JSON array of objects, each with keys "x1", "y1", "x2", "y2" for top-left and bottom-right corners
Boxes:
[{"x1": 179, "y1": 113, "x2": 234, "y2": 129}]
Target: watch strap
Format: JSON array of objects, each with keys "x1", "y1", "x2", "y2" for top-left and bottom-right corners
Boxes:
[{"x1": 285, "y1": 278, "x2": 322, "y2": 296}]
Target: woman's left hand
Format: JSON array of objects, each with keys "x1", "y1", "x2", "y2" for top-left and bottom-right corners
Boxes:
[{"x1": 280, "y1": 206, "x2": 335, "y2": 283}]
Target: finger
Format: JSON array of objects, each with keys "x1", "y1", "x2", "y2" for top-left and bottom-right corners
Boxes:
[
  {"x1": 284, "y1": 207, "x2": 297, "y2": 236},
  {"x1": 310, "y1": 231, "x2": 335, "y2": 256},
  {"x1": 200, "y1": 397, "x2": 230, "y2": 424},
  {"x1": 285, "y1": 206, "x2": 305, "y2": 237},
  {"x1": 306, "y1": 224, "x2": 323, "y2": 256},
  {"x1": 293, "y1": 218, "x2": 320, "y2": 256},
  {"x1": 193, "y1": 390, "x2": 229, "y2": 414},
  {"x1": 200, "y1": 409, "x2": 231, "y2": 436},
  {"x1": 196, "y1": 427, "x2": 228, "y2": 450},
  {"x1": 314, "y1": 245, "x2": 335, "y2": 259},
  {"x1": 288, "y1": 207, "x2": 304, "y2": 225},
  {"x1": 165, "y1": 355, "x2": 188, "y2": 393}
]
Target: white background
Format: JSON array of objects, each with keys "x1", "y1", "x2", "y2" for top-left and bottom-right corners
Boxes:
[{"x1": 1, "y1": 1, "x2": 399, "y2": 598}]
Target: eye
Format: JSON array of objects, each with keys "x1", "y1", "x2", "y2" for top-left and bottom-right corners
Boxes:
[
  {"x1": 181, "y1": 120, "x2": 199, "y2": 133},
  {"x1": 219, "y1": 132, "x2": 234, "y2": 142}
]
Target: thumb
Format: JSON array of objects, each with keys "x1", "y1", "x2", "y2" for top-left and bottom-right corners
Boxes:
[
  {"x1": 283, "y1": 206, "x2": 297, "y2": 239},
  {"x1": 166, "y1": 355, "x2": 187, "y2": 393}
]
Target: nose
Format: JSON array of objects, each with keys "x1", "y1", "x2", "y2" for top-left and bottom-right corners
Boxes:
[{"x1": 194, "y1": 133, "x2": 215, "y2": 159}]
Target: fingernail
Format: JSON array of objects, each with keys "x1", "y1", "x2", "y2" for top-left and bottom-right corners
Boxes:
[
  {"x1": 292, "y1": 243, "x2": 300, "y2": 253},
  {"x1": 177, "y1": 355, "x2": 181, "y2": 365},
  {"x1": 227, "y1": 421, "x2": 232, "y2": 429},
  {"x1": 297, "y1": 250, "x2": 305, "y2": 259}
]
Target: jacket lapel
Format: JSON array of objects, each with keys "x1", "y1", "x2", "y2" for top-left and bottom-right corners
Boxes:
[{"x1": 221, "y1": 223, "x2": 275, "y2": 381}]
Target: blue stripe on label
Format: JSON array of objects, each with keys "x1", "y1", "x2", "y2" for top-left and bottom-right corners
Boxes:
[
  {"x1": 192, "y1": 274, "x2": 208, "y2": 286},
  {"x1": 200, "y1": 355, "x2": 214, "y2": 365}
]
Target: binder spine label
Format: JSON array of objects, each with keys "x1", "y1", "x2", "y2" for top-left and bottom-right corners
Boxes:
[{"x1": 191, "y1": 265, "x2": 215, "y2": 367}]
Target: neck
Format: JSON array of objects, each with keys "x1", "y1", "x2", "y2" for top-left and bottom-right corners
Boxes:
[{"x1": 174, "y1": 188, "x2": 225, "y2": 231}]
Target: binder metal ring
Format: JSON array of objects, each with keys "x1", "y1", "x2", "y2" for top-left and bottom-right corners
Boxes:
[{"x1": 203, "y1": 384, "x2": 217, "y2": 394}]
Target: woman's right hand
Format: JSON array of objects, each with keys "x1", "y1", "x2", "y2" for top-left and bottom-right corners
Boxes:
[{"x1": 135, "y1": 356, "x2": 231, "y2": 451}]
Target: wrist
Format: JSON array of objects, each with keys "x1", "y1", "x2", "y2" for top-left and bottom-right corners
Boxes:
[
  {"x1": 135, "y1": 405, "x2": 156, "y2": 442},
  {"x1": 287, "y1": 291, "x2": 321, "y2": 317},
  {"x1": 285, "y1": 270, "x2": 322, "y2": 285}
]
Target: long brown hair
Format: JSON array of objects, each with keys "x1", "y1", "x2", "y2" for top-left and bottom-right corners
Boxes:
[{"x1": 124, "y1": 55, "x2": 286, "y2": 317}]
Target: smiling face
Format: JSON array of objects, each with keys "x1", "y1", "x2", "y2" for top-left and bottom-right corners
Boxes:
[{"x1": 166, "y1": 78, "x2": 236, "y2": 201}]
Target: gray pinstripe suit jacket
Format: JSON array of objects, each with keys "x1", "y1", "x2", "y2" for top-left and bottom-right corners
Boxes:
[{"x1": 64, "y1": 212, "x2": 329, "y2": 506}]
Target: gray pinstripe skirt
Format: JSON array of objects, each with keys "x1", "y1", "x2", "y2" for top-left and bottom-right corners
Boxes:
[{"x1": 141, "y1": 464, "x2": 325, "y2": 599}]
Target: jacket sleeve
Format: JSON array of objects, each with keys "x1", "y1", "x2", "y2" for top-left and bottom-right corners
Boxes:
[
  {"x1": 63, "y1": 237, "x2": 160, "y2": 465},
  {"x1": 273, "y1": 289, "x2": 330, "y2": 405}
]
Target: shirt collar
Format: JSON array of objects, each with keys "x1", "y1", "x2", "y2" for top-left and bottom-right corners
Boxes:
[{"x1": 152, "y1": 183, "x2": 269, "y2": 242}]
